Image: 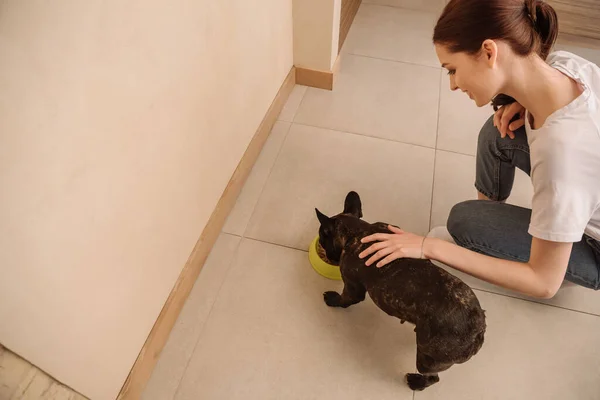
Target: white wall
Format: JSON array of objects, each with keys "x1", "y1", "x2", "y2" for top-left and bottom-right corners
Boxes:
[
  {"x1": 0, "y1": 1, "x2": 293, "y2": 399},
  {"x1": 293, "y1": 0, "x2": 342, "y2": 71}
]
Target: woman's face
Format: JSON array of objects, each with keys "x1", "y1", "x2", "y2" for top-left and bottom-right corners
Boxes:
[{"x1": 435, "y1": 40, "x2": 503, "y2": 107}]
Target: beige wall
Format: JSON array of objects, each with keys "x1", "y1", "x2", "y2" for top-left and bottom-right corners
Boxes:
[
  {"x1": 0, "y1": 1, "x2": 293, "y2": 399},
  {"x1": 293, "y1": 0, "x2": 342, "y2": 71}
]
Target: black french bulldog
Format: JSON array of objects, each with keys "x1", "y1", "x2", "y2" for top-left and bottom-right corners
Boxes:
[{"x1": 316, "y1": 191, "x2": 486, "y2": 391}]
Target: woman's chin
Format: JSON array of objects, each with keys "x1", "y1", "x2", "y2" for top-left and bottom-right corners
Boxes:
[{"x1": 473, "y1": 97, "x2": 488, "y2": 108}]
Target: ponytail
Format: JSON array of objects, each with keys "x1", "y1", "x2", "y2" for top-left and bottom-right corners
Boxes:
[
  {"x1": 525, "y1": 0, "x2": 559, "y2": 60},
  {"x1": 492, "y1": 1, "x2": 559, "y2": 110}
]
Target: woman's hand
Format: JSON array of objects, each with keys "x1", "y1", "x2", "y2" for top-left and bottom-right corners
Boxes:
[
  {"x1": 359, "y1": 225, "x2": 426, "y2": 268},
  {"x1": 493, "y1": 102, "x2": 525, "y2": 139}
]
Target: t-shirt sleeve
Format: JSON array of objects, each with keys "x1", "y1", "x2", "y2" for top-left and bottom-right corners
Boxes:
[{"x1": 529, "y1": 175, "x2": 594, "y2": 243}]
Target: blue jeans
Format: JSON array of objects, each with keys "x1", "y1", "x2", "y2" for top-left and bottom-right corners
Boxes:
[{"x1": 447, "y1": 116, "x2": 600, "y2": 290}]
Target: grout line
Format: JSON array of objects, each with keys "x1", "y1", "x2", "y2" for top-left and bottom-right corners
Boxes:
[
  {"x1": 472, "y1": 287, "x2": 600, "y2": 318},
  {"x1": 222, "y1": 232, "x2": 242, "y2": 238},
  {"x1": 435, "y1": 148, "x2": 475, "y2": 158},
  {"x1": 171, "y1": 237, "x2": 244, "y2": 400},
  {"x1": 434, "y1": 69, "x2": 443, "y2": 150},
  {"x1": 428, "y1": 70, "x2": 444, "y2": 231},
  {"x1": 291, "y1": 121, "x2": 449, "y2": 155},
  {"x1": 292, "y1": 85, "x2": 309, "y2": 123},
  {"x1": 344, "y1": 52, "x2": 442, "y2": 71},
  {"x1": 292, "y1": 121, "x2": 478, "y2": 159},
  {"x1": 244, "y1": 236, "x2": 309, "y2": 253}
]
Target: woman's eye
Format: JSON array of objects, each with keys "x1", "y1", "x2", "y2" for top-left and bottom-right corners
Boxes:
[{"x1": 447, "y1": 69, "x2": 456, "y2": 76}]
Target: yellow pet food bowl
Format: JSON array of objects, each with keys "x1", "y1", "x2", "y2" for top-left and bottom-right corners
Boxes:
[{"x1": 308, "y1": 236, "x2": 342, "y2": 280}]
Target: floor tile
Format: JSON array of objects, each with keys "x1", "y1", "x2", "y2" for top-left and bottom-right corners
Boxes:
[
  {"x1": 414, "y1": 290, "x2": 600, "y2": 400},
  {"x1": 343, "y1": 4, "x2": 440, "y2": 68},
  {"x1": 175, "y1": 239, "x2": 416, "y2": 400},
  {"x1": 437, "y1": 80, "x2": 494, "y2": 156},
  {"x1": 142, "y1": 234, "x2": 241, "y2": 400},
  {"x1": 223, "y1": 122, "x2": 291, "y2": 236},
  {"x1": 245, "y1": 124, "x2": 435, "y2": 250},
  {"x1": 363, "y1": 0, "x2": 446, "y2": 13},
  {"x1": 278, "y1": 85, "x2": 308, "y2": 123},
  {"x1": 294, "y1": 54, "x2": 441, "y2": 148}
]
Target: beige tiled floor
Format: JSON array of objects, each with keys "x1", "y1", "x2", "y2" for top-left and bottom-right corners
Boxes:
[
  {"x1": 342, "y1": 4, "x2": 440, "y2": 67},
  {"x1": 294, "y1": 54, "x2": 441, "y2": 147},
  {"x1": 145, "y1": 3, "x2": 600, "y2": 400}
]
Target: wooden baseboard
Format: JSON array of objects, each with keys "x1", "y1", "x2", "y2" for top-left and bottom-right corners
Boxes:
[
  {"x1": 295, "y1": 66, "x2": 333, "y2": 90},
  {"x1": 295, "y1": 54, "x2": 341, "y2": 91},
  {"x1": 116, "y1": 66, "x2": 296, "y2": 400}
]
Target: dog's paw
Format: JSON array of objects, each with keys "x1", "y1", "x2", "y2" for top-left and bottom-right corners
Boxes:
[
  {"x1": 323, "y1": 291, "x2": 342, "y2": 307},
  {"x1": 405, "y1": 373, "x2": 428, "y2": 391},
  {"x1": 405, "y1": 373, "x2": 439, "y2": 391}
]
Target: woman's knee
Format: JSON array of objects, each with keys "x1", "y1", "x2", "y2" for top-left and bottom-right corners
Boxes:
[{"x1": 447, "y1": 200, "x2": 486, "y2": 242}]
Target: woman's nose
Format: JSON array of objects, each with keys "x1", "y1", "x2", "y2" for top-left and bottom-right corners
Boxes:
[{"x1": 450, "y1": 76, "x2": 458, "y2": 91}]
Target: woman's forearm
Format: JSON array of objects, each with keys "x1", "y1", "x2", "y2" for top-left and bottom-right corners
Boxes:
[{"x1": 424, "y1": 237, "x2": 555, "y2": 299}]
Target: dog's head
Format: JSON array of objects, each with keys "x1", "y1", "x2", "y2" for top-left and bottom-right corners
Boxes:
[{"x1": 315, "y1": 191, "x2": 363, "y2": 263}]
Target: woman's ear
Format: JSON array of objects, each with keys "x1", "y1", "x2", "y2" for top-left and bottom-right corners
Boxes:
[{"x1": 481, "y1": 39, "x2": 498, "y2": 67}]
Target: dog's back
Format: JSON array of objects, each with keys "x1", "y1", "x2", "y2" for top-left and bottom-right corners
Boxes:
[
  {"x1": 317, "y1": 191, "x2": 486, "y2": 390},
  {"x1": 340, "y1": 221, "x2": 486, "y2": 366}
]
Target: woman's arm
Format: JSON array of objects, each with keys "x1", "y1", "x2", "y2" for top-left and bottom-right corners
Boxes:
[
  {"x1": 360, "y1": 227, "x2": 572, "y2": 299},
  {"x1": 424, "y1": 237, "x2": 572, "y2": 299}
]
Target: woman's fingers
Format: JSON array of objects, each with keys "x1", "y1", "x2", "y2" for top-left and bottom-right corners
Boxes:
[
  {"x1": 493, "y1": 106, "x2": 503, "y2": 127},
  {"x1": 501, "y1": 102, "x2": 526, "y2": 139},
  {"x1": 359, "y1": 241, "x2": 387, "y2": 259},
  {"x1": 508, "y1": 117, "x2": 525, "y2": 134},
  {"x1": 360, "y1": 227, "x2": 404, "y2": 265},
  {"x1": 377, "y1": 251, "x2": 403, "y2": 268},
  {"x1": 365, "y1": 245, "x2": 395, "y2": 267},
  {"x1": 493, "y1": 107, "x2": 505, "y2": 137},
  {"x1": 361, "y1": 233, "x2": 390, "y2": 244},
  {"x1": 506, "y1": 110, "x2": 525, "y2": 139},
  {"x1": 500, "y1": 103, "x2": 517, "y2": 137},
  {"x1": 388, "y1": 225, "x2": 403, "y2": 234}
]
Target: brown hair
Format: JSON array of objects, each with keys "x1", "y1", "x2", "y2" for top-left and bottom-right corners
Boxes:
[{"x1": 433, "y1": 0, "x2": 559, "y2": 109}]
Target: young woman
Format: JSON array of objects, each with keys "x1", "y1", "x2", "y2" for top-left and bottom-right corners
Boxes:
[{"x1": 359, "y1": 0, "x2": 600, "y2": 299}]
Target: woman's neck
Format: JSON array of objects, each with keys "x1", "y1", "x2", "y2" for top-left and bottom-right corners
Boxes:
[{"x1": 500, "y1": 55, "x2": 582, "y2": 129}]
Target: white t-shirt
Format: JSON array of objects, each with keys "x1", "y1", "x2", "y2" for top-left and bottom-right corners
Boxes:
[{"x1": 526, "y1": 51, "x2": 600, "y2": 243}]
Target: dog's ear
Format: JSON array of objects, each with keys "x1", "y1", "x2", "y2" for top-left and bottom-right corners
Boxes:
[
  {"x1": 315, "y1": 208, "x2": 332, "y2": 226},
  {"x1": 343, "y1": 191, "x2": 363, "y2": 218}
]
